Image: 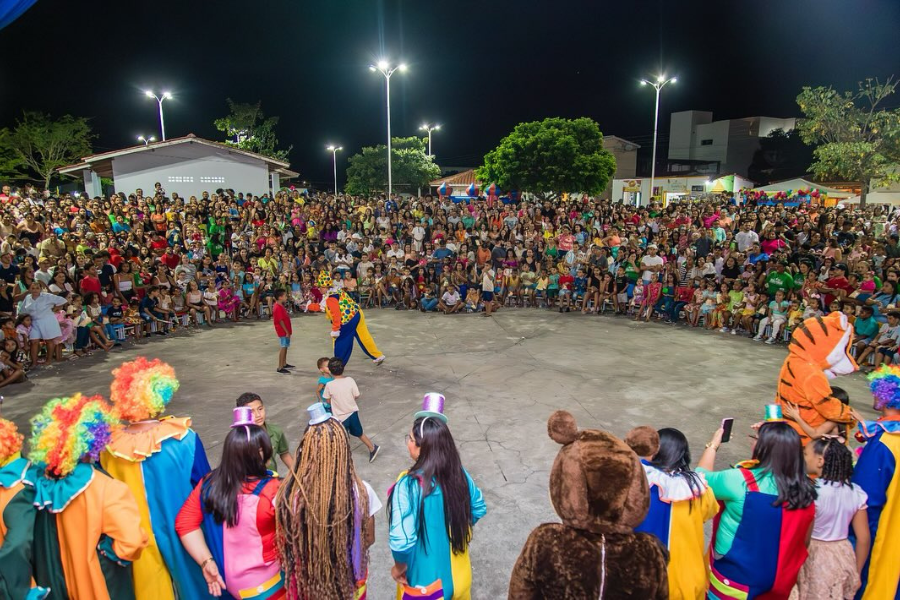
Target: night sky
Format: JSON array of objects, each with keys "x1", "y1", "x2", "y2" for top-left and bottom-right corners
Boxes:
[{"x1": 1, "y1": 0, "x2": 897, "y2": 187}]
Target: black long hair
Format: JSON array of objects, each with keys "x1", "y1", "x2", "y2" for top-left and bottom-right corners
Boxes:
[
  {"x1": 810, "y1": 437, "x2": 854, "y2": 486},
  {"x1": 388, "y1": 417, "x2": 473, "y2": 555},
  {"x1": 650, "y1": 428, "x2": 705, "y2": 507},
  {"x1": 752, "y1": 422, "x2": 817, "y2": 509},
  {"x1": 203, "y1": 425, "x2": 273, "y2": 526}
]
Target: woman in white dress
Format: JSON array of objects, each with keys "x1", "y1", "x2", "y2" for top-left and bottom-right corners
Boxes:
[{"x1": 19, "y1": 281, "x2": 68, "y2": 367}]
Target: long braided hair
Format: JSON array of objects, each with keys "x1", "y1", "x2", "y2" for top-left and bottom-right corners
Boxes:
[{"x1": 275, "y1": 418, "x2": 369, "y2": 600}]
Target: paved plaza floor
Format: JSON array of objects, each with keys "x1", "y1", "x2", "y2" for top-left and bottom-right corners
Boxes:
[{"x1": 1, "y1": 309, "x2": 877, "y2": 598}]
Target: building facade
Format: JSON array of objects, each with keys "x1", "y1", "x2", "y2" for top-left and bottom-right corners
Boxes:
[
  {"x1": 59, "y1": 134, "x2": 296, "y2": 199},
  {"x1": 668, "y1": 111, "x2": 796, "y2": 177}
]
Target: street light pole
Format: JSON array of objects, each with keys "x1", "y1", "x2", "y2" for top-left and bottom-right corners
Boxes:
[
  {"x1": 137, "y1": 135, "x2": 156, "y2": 146},
  {"x1": 640, "y1": 75, "x2": 676, "y2": 205},
  {"x1": 144, "y1": 90, "x2": 173, "y2": 141},
  {"x1": 326, "y1": 145, "x2": 343, "y2": 194},
  {"x1": 369, "y1": 61, "x2": 407, "y2": 197},
  {"x1": 419, "y1": 123, "x2": 441, "y2": 157}
]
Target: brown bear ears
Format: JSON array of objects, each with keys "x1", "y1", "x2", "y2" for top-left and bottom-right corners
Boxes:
[{"x1": 548, "y1": 410, "x2": 579, "y2": 445}]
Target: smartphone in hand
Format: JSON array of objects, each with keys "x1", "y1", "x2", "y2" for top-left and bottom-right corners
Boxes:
[{"x1": 721, "y1": 418, "x2": 735, "y2": 443}]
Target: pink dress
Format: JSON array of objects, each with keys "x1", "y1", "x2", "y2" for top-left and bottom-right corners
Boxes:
[
  {"x1": 56, "y1": 311, "x2": 75, "y2": 344},
  {"x1": 218, "y1": 288, "x2": 241, "y2": 313}
]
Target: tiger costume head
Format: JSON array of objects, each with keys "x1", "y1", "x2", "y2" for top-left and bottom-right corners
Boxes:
[{"x1": 787, "y1": 312, "x2": 857, "y2": 378}]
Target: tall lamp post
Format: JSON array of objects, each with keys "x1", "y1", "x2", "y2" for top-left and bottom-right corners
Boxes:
[
  {"x1": 640, "y1": 75, "x2": 676, "y2": 204},
  {"x1": 369, "y1": 60, "x2": 407, "y2": 197},
  {"x1": 137, "y1": 135, "x2": 156, "y2": 146},
  {"x1": 144, "y1": 90, "x2": 172, "y2": 141},
  {"x1": 419, "y1": 123, "x2": 441, "y2": 157},
  {"x1": 326, "y1": 145, "x2": 343, "y2": 194}
]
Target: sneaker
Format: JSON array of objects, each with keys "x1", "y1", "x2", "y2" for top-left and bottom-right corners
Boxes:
[
  {"x1": 730, "y1": 329, "x2": 738, "y2": 335},
  {"x1": 719, "y1": 327, "x2": 729, "y2": 333},
  {"x1": 765, "y1": 338, "x2": 776, "y2": 345},
  {"x1": 283, "y1": 363, "x2": 296, "y2": 369},
  {"x1": 753, "y1": 336, "x2": 763, "y2": 341},
  {"x1": 373, "y1": 355, "x2": 386, "y2": 366},
  {"x1": 276, "y1": 367, "x2": 291, "y2": 374},
  {"x1": 369, "y1": 445, "x2": 381, "y2": 463}
]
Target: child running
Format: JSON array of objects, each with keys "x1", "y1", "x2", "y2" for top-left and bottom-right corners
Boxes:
[{"x1": 322, "y1": 356, "x2": 380, "y2": 462}]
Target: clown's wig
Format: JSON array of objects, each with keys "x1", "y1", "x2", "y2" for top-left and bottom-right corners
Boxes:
[
  {"x1": 29, "y1": 394, "x2": 117, "y2": 478},
  {"x1": 0, "y1": 418, "x2": 23, "y2": 463},
  {"x1": 110, "y1": 357, "x2": 179, "y2": 422},
  {"x1": 868, "y1": 364, "x2": 900, "y2": 411}
]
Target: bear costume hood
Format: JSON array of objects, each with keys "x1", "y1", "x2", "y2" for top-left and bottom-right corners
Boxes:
[{"x1": 547, "y1": 410, "x2": 650, "y2": 534}]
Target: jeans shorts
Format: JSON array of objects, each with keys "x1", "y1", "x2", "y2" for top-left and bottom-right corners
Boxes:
[
  {"x1": 342, "y1": 411, "x2": 364, "y2": 437},
  {"x1": 279, "y1": 336, "x2": 291, "y2": 348}
]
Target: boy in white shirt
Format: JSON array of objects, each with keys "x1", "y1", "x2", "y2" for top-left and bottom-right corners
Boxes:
[
  {"x1": 322, "y1": 357, "x2": 380, "y2": 462},
  {"x1": 439, "y1": 284, "x2": 462, "y2": 314}
]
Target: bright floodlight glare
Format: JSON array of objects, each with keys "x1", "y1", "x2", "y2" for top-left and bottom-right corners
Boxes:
[
  {"x1": 137, "y1": 136, "x2": 145, "y2": 141},
  {"x1": 657, "y1": 75, "x2": 665, "y2": 82},
  {"x1": 640, "y1": 80, "x2": 648, "y2": 85},
  {"x1": 671, "y1": 77, "x2": 678, "y2": 83},
  {"x1": 149, "y1": 136, "x2": 156, "y2": 141},
  {"x1": 434, "y1": 125, "x2": 441, "y2": 130},
  {"x1": 163, "y1": 92, "x2": 172, "y2": 99},
  {"x1": 398, "y1": 63, "x2": 408, "y2": 72},
  {"x1": 144, "y1": 90, "x2": 154, "y2": 97},
  {"x1": 377, "y1": 60, "x2": 389, "y2": 70},
  {"x1": 326, "y1": 145, "x2": 335, "y2": 151},
  {"x1": 337, "y1": 146, "x2": 343, "y2": 151},
  {"x1": 368, "y1": 65, "x2": 376, "y2": 72}
]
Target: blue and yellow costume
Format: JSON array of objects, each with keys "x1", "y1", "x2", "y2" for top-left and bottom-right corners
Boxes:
[
  {"x1": 852, "y1": 364, "x2": 900, "y2": 599},
  {"x1": 316, "y1": 271, "x2": 384, "y2": 365}
]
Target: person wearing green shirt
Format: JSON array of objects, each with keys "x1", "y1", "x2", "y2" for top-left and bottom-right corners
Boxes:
[
  {"x1": 765, "y1": 262, "x2": 794, "y2": 297},
  {"x1": 235, "y1": 392, "x2": 293, "y2": 474}
]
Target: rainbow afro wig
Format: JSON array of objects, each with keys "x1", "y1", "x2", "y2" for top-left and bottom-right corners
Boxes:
[
  {"x1": 868, "y1": 364, "x2": 900, "y2": 411},
  {"x1": 0, "y1": 418, "x2": 24, "y2": 464},
  {"x1": 110, "y1": 357, "x2": 180, "y2": 422},
  {"x1": 29, "y1": 394, "x2": 117, "y2": 478}
]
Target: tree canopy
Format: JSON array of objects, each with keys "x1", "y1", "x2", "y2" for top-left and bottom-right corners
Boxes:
[
  {"x1": 214, "y1": 99, "x2": 291, "y2": 161},
  {"x1": 797, "y1": 77, "x2": 900, "y2": 205},
  {"x1": 0, "y1": 111, "x2": 94, "y2": 188},
  {"x1": 345, "y1": 136, "x2": 440, "y2": 196},
  {"x1": 476, "y1": 117, "x2": 616, "y2": 200}
]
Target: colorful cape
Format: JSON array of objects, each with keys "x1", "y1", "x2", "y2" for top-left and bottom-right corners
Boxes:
[
  {"x1": 852, "y1": 418, "x2": 900, "y2": 600},
  {"x1": 101, "y1": 417, "x2": 212, "y2": 600},
  {"x1": 26, "y1": 462, "x2": 148, "y2": 600}
]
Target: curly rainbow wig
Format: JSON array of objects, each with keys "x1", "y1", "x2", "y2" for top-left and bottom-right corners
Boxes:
[
  {"x1": 29, "y1": 394, "x2": 117, "y2": 478},
  {"x1": 868, "y1": 364, "x2": 900, "y2": 411},
  {"x1": 0, "y1": 418, "x2": 24, "y2": 463},
  {"x1": 110, "y1": 357, "x2": 180, "y2": 422}
]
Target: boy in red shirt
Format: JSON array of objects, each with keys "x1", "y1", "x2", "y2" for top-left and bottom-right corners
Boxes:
[
  {"x1": 272, "y1": 289, "x2": 293, "y2": 374},
  {"x1": 558, "y1": 267, "x2": 575, "y2": 313}
]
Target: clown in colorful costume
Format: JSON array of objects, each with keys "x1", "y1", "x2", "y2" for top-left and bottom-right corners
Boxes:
[
  {"x1": 314, "y1": 271, "x2": 384, "y2": 366},
  {"x1": 851, "y1": 365, "x2": 900, "y2": 599},
  {"x1": 26, "y1": 394, "x2": 149, "y2": 600},
  {"x1": 776, "y1": 312, "x2": 857, "y2": 445},
  {"x1": 101, "y1": 358, "x2": 213, "y2": 600},
  {"x1": 0, "y1": 418, "x2": 48, "y2": 600},
  {"x1": 635, "y1": 462, "x2": 718, "y2": 600}
]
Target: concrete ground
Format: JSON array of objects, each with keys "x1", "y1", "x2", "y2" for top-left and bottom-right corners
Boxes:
[{"x1": 2, "y1": 309, "x2": 877, "y2": 599}]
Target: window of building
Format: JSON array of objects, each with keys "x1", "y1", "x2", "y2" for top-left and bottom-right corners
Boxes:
[
  {"x1": 700, "y1": 139, "x2": 713, "y2": 146},
  {"x1": 200, "y1": 176, "x2": 225, "y2": 184},
  {"x1": 167, "y1": 176, "x2": 194, "y2": 183}
]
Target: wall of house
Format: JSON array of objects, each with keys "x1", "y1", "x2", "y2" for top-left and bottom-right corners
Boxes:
[
  {"x1": 668, "y1": 110, "x2": 712, "y2": 160},
  {"x1": 111, "y1": 142, "x2": 270, "y2": 198}
]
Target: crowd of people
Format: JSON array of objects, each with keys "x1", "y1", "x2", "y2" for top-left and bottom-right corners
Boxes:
[
  {"x1": 2, "y1": 179, "x2": 900, "y2": 378},
  {"x1": 1, "y1": 353, "x2": 898, "y2": 600}
]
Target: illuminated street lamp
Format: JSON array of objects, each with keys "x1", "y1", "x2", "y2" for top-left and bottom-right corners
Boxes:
[
  {"x1": 326, "y1": 145, "x2": 343, "y2": 194},
  {"x1": 368, "y1": 60, "x2": 407, "y2": 196},
  {"x1": 640, "y1": 75, "x2": 677, "y2": 204},
  {"x1": 144, "y1": 90, "x2": 173, "y2": 140},
  {"x1": 137, "y1": 135, "x2": 156, "y2": 146},
  {"x1": 419, "y1": 123, "x2": 441, "y2": 157}
]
